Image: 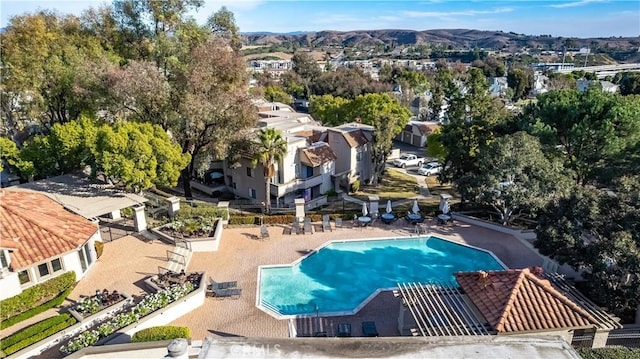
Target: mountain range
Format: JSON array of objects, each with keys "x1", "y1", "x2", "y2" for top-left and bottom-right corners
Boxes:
[{"x1": 244, "y1": 29, "x2": 640, "y2": 51}]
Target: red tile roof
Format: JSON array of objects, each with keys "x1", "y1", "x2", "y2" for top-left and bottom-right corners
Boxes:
[
  {"x1": 0, "y1": 190, "x2": 98, "y2": 269},
  {"x1": 455, "y1": 268, "x2": 598, "y2": 333}
]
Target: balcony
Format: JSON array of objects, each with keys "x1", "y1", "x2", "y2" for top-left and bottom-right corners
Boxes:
[{"x1": 269, "y1": 174, "x2": 324, "y2": 197}]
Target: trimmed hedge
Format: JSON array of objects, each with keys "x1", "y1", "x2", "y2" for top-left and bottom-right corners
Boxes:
[
  {"x1": 131, "y1": 326, "x2": 191, "y2": 343},
  {"x1": 0, "y1": 314, "x2": 76, "y2": 357},
  {"x1": 95, "y1": 241, "x2": 104, "y2": 258},
  {"x1": 0, "y1": 287, "x2": 72, "y2": 330},
  {"x1": 577, "y1": 347, "x2": 640, "y2": 359},
  {"x1": 0, "y1": 271, "x2": 76, "y2": 322}
]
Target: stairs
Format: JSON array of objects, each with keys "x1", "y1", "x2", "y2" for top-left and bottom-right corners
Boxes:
[{"x1": 166, "y1": 243, "x2": 192, "y2": 273}]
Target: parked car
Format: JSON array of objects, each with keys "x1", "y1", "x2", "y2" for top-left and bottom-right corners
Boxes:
[
  {"x1": 417, "y1": 162, "x2": 442, "y2": 176},
  {"x1": 392, "y1": 154, "x2": 425, "y2": 168}
]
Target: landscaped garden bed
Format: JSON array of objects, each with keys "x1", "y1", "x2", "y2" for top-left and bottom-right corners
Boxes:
[
  {"x1": 145, "y1": 271, "x2": 203, "y2": 292},
  {"x1": 0, "y1": 314, "x2": 76, "y2": 358},
  {"x1": 60, "y1": 278, "x2": 200, "y2": 355},
  {"x1": 68, "y1": 290, "x2": 127, "y2": 321}
]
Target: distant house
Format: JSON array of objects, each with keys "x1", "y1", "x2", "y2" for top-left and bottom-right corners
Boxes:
[
  {"x1": 531, "y1": 72, "x2": 549, "y2": 96},
  {"x1": 577, "y1": 79, "x2": 619, "y2": 93},
  {"x1": 396, "y1": 121, "x2": 441, "y2": 148},
  {"x1": 0, "y1": 190, "x2": 100, "y2": 300},
  {"x1": 488, "y1": 77, "x2": 509, "y2": 97}
]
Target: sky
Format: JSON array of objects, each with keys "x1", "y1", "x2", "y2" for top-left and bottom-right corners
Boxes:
[{"x1": 1, "y1": 0, "x2": 639, "y2": 38}]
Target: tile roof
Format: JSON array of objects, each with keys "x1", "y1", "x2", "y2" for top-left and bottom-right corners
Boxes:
[
  {"x1": 0, "y1": 190, "x2": 98, "y2": 269},
  {"x1": 342, "y1": 129, "x2": 369, "y2": 148},
  {"x1": 455, "y1": 268, "x2": 599, "y2": 334},
  {"x1": 300, "y1": 143, "x2": 337, "y2": 167}
]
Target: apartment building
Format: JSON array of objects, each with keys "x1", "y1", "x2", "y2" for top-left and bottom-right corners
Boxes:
[{"x1": 327, "y1": 122, "x2": 374, "y2": 191}]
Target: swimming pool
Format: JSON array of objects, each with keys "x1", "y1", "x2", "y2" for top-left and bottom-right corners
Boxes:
[{"x1": 257, "y1": 236, "x2": 505, "y2": 318}]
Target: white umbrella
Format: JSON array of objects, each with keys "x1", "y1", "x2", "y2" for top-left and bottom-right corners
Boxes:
[
  {"x1": 386, "y1": 200, "x2": 392, "y2": 214},
  {"x1": 412, "y1": 199, "x2": 420, "y2": 214},
  {"x1": 440, "y1": 200, "x2": 450, "y2": 215},
  {"x1": 362, "y1": 202, "x2": 368, "y2": 217}
]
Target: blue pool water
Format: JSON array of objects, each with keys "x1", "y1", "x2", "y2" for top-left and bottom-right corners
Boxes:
[{"x1": 258, "y1": 236, "x2": 504, "y2": 317}]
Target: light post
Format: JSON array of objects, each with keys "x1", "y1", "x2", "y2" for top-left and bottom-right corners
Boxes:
[{"x1": 260, "y1": 201, "x2": 266, "y2": 226}]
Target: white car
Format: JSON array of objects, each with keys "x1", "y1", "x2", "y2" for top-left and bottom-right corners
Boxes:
[{"x1": 418, "y1": 162, "x2": 442, "y2": 176}]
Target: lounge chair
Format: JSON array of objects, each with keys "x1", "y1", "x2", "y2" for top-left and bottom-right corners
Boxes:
[
  {"x1": 338, "y1": 323, "x2": 352, "y2": 337},
  {"x1": 322, "y1": 214, "x2": 331, "y2": 232},
  {"x1": 260, "y1": 224, "x2": 270, "y2": 239},
  {"x1": 211, "y1": 287, "x2": 242, "y2": 299},
  {"x1": 335, "y1": 218, "x2": 343, "y2": 229},
  {"x1": 292, "y1": 220, "x2": 301, "y2": 235},
  {"x1": 362, "y1": 321, "x2": 379, "y2": 337},
  {"x1": 209, "y1": 277, "x2": 238, "y2": 290},
  {"x1": 303, "y1": 218, "x2": 313, "y2": 234}
]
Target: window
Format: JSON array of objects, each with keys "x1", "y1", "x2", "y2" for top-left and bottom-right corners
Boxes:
[
  {"x1": 356, "y1": 149, "x2": 363, "y2": 162},
  {"x1": 0, "y1": 250, "x2": 8, "y2": 268},
  {"x1": 249, "y1": 188, "x2": 257, "y2": 199},
  {"x1": 38, "y1": 263, "x2": 50, "y2": 277},
  {"x1": 51, "y1": 258, "x2": 63, "y2": 272},
  {"x1": 246, "y1": 167, "x2": 254, "y2": 177},
  {"x1": 78, "y1": 248, "x2": 88, "y2": 272},
  {"x1": 18, "y1": 270, "x2": 30, "y2": 285}
]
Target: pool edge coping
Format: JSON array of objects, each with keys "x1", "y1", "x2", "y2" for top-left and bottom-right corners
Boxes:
[{"x1": 255, "y1": 233, "x2": 508, "y2": 320}]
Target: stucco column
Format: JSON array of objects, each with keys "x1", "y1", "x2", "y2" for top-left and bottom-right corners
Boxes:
[
  {"x1": 591, "y1": 330, "x2": 610, "y2": 348},
  {"x1": 295, "y1": 198, "x2": 306, "y2": 221},
  {"x1": 368, "y1": 195, "x2": 379, "y2": 218},
  {"x1": 132, "y1": 204, "x2": 147, "y2": 232},
  {"x1": 166, "y1": 196, "x2": 180, "y2": 218},
  {"x1": 110, "y1": 210, "x2": 121, "y2": 220}
]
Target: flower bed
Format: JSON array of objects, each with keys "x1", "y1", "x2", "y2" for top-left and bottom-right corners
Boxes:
[
  {"x1": 60, "y1": 282, "x2": 196, "y2": 354},
  {"x1": 158, "y1": 218, "x2": 217, "y2": 239},
  {"x1": 71, "y1": 290, "x2": 125, "y2": 320}
]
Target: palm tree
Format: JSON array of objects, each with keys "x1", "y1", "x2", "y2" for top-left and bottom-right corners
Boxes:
[{"x1": 253, "y1": 128, "x2": 287, "y2": 212}]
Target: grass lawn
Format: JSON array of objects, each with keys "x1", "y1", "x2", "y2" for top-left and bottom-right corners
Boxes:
[{"x1": 354, "y1": 168, "x2": 420, "y2": 201}]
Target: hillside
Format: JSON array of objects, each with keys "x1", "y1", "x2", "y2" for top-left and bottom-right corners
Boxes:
[{"x1": 244, "y1": 29, "x2": 640, "y2": 52}]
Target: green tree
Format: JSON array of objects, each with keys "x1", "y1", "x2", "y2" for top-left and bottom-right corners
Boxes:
[
  {"x1": 20, "y1": 117, "x2": 99, "y2": 179},
  {"x1": 535, "y1": 177, "x2": 640, "y2": 320},
  {"x1": 425, "y1": 127, "x2": 446, "y2": 163},
  {"x1": 524, "y1": 89, "x2": 640, "y2": 185},
  {"x1": 264, "y1": 86, "x2": 292, "y2": 104},
  {"x1": 0, "y1": 137, "x2": 34, "y2": 179},
  {"x1": 95, "y1": 121, "x2": 190, "y2": 192},
  {"x1": 252, "y1": 128, "x2": 287, "y2": 212},
  {"x1": 439, "y1": 67, "x2": 507, "y2": 201},
  {"x1": 348, "y1": 93, "x2": 412, "y2": 185},
  {"x1": 309, "y1": 95, "x2": 351, "y2": 126},
  {"x1": 207, "y1": 6, "x2": 242, "y2": 52},
  {"x1": 614, "y1": 72, "x2": 640, "y2": 95},
  {"x1": 507, "y1": 66, "x2": 534, "y2": 101},
  {"x1": 459, "y1": 132, "x2": 571, "y2": 225},
  {"x1": 291, "y1": 52, "x2": 321, "y2": 98}
]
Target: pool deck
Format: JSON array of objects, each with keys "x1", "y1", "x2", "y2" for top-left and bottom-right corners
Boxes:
[{"x1": 2, "y1": 218, "x2": 544, "y2": 346}]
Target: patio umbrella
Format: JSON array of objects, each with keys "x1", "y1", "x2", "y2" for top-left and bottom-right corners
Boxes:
[
  {"x1": 412, "y1": 199, "x2": 420, "y2": 214},
  {"x1": 386, "y1": 200, "x2": 392, "y2": 214},
  {"x1": 440, "y1": 200, "x2": 450, "y2": 215},
  {"x1": 362, "y1": 202, "x2": 368, "y2": 217}
]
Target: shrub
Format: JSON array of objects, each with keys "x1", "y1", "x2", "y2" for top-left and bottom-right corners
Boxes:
[
  {"x1": 121, "y1": 207, "x2": 134, "y2": 218},
  {"x1": 351, "y1": 180, "x2": 360, "y2": 193},
  {"x1": 0, "y1": 314, "x2": 76, "y2": 356},
  {"x1": 577, "y1": 347, "x2": 640, "y2": 359},
  {"x1": 0, "y1": 287, "x2": 72, "y2": 330},
  {"x1": 0, "y1": 272, "x2": 76, "y2": 322},
  {"x1": 95, "y1": 241, "x2": 104, "y2": 258},
  {"x1": 131, "y1": 326, "x2": 191, "y2": 343}
]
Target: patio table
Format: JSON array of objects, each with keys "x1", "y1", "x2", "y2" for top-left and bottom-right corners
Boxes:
[
  {"x1": 406, "y1": 213, "x2": 423, "y2": 224},
  {"x1": 437, "y1": 214, "x2": 452, "y2": 225},
  {"x1": 358, "y1": 216, "x2": 372, "y2": 226},
  {"x1": 381, "y1": 213, "x2": 395, "y2": 224}
]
